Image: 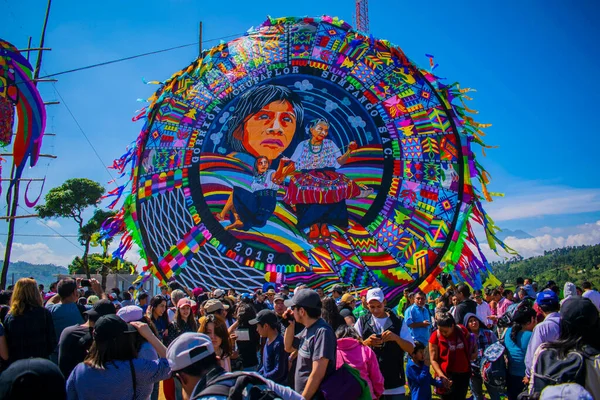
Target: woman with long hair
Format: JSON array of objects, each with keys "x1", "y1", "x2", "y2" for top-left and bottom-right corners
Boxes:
[
  {"x1": 429, "y1": 312, "x2": 477, "y2": 400},
  {"x1": 66, "y1": 314, "x2": 170, "y2": 399},
  {"x1": 118, "y1": 305, "x2": 161, "y2": 400},
  {"x1": 146, "y1": 295, "x2": 169, "y2": 342},
  {"x1": 504, "y1": 303, "x2": 536, "y2": 400},
  {"x1": 529, "y1": 297, "x2": 600, "y2": 398},
  {"x1": 3, "y1": 278, "x2": 56, "y2": 364},
  {"x1": 321, "y1": 297, "x2": 345, "y2": 332},
  {"x1": 335, "y1": 325, "x2": 384, "y2": 399},
  {"x1": 146, "y1": 295, "x2": 169, "y2": 400},
  {"x1": 164, "y1": 298, "x2": 198, "y2": 400},
  {"x1": 199, "y1": 314, "x2": 232, "y2": 372},
  {"x1": 166, "y1": 298, "x2": 198, "y2": 345}
]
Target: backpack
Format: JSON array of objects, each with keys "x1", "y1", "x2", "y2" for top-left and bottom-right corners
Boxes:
[
  {"x1": 530, "y1": 347, "x2": 586, "y2": 394},
  {"x1": 194, "y1": 372, "x2": 281, "y2": 400},
  {"x1": 320, "y1": 363, "x2": 371, "y2": 400},
  {"x1": 497, "y1": 299, "x2": 534, "y2": 328},
  {"x1": 480, "y1": 341, "x2": 507, "y2": 389}
]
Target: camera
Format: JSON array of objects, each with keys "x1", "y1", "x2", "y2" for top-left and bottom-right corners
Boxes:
[{"x1": 81, "y1": 279, "x2": 91, "y2": 287}]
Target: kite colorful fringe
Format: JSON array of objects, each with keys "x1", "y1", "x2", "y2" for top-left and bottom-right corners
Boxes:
[
  {"x1": 102, "y1": 16, "x2": 513, "y2": 301},
  {"x1": 0, "y1": 38, "x2": 47, "y2": 194}
]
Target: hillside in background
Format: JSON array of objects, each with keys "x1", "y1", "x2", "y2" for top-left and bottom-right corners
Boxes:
[
  {"x1": 491, "y1": 244, "x2": 600, "y2": 288},
  {"x1": 0, "y1": 261, "x2": 68, "y2": 288}
]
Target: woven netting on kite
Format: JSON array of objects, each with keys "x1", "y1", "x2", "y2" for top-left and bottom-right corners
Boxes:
[{"x1": 101, "y1": 15, "x2": 513, "y2": 301}]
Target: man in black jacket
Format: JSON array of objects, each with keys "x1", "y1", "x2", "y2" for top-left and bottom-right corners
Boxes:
[
  {"x1": 355, "y1": 288, "x2": 414, "y2": 399},
  {"x1": 453, "y1": 284, "x2": 477, "y2": 327}
]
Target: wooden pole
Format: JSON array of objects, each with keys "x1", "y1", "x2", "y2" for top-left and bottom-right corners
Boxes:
[
  {"x1": 199, "y1": 21, "x2": 203, "y2": 57},
  {"x1": 1, "y1": 0, "x2": 53, "y2": 290}
]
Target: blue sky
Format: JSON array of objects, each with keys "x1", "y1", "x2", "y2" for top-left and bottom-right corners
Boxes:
[{"x1": 2, "y1": 0, "x2": 599, "y2": 267}]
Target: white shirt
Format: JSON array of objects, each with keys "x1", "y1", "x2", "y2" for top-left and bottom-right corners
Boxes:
[
  {"x1": 476, "y1": 300, "x2": 493, "y2": 326},
  {"x1": 354, "y1": 314, "x2": 414, "y2": 395},
  {"x1": 289, "y1": 139, "x2": 342, "y2": 171},
  {"x1": 250, "y1": 170, "x2": 279, "y2": 192},
  {"x1": 583, "y1": 289, "x2": 600, "y2": 311}
]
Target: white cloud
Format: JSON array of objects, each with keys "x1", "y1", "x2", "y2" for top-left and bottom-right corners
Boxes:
[
  {"x1": 485, "y1": 185, "x2": 600, "y2": 222},
  {"x1": 37, "y1": 220, "x2": 61, "y2": 229},
  {"x1": 0, "y1": 242, "x2": 77, "y2": 267},
  {"x1": 535, "y1": 226, "x2": 564, "y2": 235},
  {"x1": 482, "y1": 220, "x2": 600, "y2": 260}
]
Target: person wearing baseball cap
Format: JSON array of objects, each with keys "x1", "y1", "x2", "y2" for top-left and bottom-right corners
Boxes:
[
  {"x1": 283, "y1": 289, "x2": 336, "y2": 398},
  {"x1": 331, "y1": 284, "x2": 345, "y2": 304},
  {"x1": 265, "y1": 288, "x2": 277, "y2": 310},
  {"x1": 168, "y1": 332, "x2": 304, "y2": 400},
  {"x1": 354, "y1": 287, "x2": 414, "y2": 398},
  {"x1": 203, "y1": 299, "x2": 229, "y2": 323},
  {"x1": 58, "y1": 299, "x2": 116, "y2": 378},
  {"x1": 280, "y1": 284, "x2": 290, "y2": 299},
  {"x1": 352, "y1": 288, "x2": 370, "y2": 320},
  {"x1": 338, "y1": 293, "x2": 356, "y2": 314},
  {"x1": 528, "y1": 297, "x2": 600, "y2": 398},
  {"x1": 524, "y1": 290, "x2": 562, "y2": 381},
  {"x1": 66, "y1": 315, "x2": 170, "y2": 400},
  {"x1": 253, "y1": 289, "x2": 269, "y2": 313},
  {"x1": 0, "y1": 358, "x2": 67, "y2": 400},
  {"x1": 250, "y1": 310, "x2": 288, "y2": 384}
]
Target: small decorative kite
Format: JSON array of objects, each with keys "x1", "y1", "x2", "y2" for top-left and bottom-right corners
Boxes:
[
  {"x1": 103, "y1": 16, "x2": 512, "y2": 300},
  {"x1": 0, "y1": 38, "x2": 47, "y2": 194}
]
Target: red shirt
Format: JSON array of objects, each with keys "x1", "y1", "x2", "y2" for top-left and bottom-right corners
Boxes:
[{"x1": 429, "y1": 326, "x2": 471, "y2": 374}]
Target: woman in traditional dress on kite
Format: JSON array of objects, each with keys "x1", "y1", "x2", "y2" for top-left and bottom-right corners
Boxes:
[
  {"x1": 217, "y1": 155, "x2": 293, "y2": 231},
  {"x1": 283, "y1": 118, "x2": 373, "y2": 243}
]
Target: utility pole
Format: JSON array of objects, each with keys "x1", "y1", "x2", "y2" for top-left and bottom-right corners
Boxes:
[
  {"x1": 1, "y1": 0, "x2": 55, "y2": 289},
  {"x1": 198, "y1": 21, "x2": 203, "y2": 57}
]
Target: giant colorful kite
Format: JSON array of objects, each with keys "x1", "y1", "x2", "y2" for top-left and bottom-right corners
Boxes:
[
  {"x1": 104, "y1": 16, "x2": 512, "y2": 299},
  {"x1": 0, "y1": 38, "x2": 47, "y2": 195}
]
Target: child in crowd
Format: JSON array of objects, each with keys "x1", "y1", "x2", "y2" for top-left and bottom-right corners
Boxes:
[
  {"x1": 250, "y1": 309, "x2": 288, "y2": 384},
  {"x1": 406, "y1": 341, "x2": 442, "y2": 400}
]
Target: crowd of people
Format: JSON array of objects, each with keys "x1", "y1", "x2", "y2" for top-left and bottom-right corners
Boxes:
[{"x1": 0, "y1": 276, "x2": 598, "y2": 400}]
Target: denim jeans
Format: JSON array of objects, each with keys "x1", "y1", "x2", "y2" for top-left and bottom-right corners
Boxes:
[{"x1": 470, "y1": 373, "x2": 502, "y2": 400}]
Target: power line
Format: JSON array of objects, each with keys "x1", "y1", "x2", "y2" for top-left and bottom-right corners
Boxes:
[
  {"x1": 50, "y1": 81, "x2": 117, "y2": 185},
  {"x1": 0, "y1": 233, "x2": 78, "y2": 238},
  {"x1": 18, "y1": 205, "x2": 82, "y2": 251},
  {"x1": 38, "y1": 32, "x2": 244, "y2": 80}
]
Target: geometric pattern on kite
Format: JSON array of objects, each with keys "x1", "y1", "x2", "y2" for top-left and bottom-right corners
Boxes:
[{"x1": 103, "y1": 16, "x2": 512, "y2": 302}]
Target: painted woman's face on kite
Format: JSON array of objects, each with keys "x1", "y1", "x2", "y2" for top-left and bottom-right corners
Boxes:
[
  {"x1": 310, "y1": 122, "x2": 329, "y2": 143},
  {"x1": 242, "y1": 100, "x2": 297, "y2": 160}
]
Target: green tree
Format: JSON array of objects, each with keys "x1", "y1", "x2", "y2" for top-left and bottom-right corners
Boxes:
[
  {"x1": 78, "y1": 209, "x2": 116, "y2": 283},
  {"x1": 69, "y1": 253, "x2": 135, "y2": 275},
  {"x1": 36, "y1": 178, "x2": 105, "y2": 278}
]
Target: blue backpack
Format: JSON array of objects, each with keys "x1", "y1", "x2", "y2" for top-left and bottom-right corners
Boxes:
[{"x1": 480, "y1": 341, "x2": 507, "y2": 389}]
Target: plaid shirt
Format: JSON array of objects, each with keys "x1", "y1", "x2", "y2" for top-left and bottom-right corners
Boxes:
[{"x1": 473, "y1": 328, "x2": 498, "y2": 367}]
